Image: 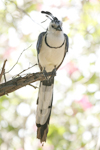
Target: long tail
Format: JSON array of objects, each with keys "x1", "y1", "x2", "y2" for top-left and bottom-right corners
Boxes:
[{"x1": 36, "y1": 78, "x2": 54, "y2": 143}]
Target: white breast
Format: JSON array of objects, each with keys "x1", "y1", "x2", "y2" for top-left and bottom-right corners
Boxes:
[{"x1": 39, "y1": 33, "x2": 65, "y2": 72}]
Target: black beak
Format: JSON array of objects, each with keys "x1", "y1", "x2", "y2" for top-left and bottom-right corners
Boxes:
[{"x1": 56, "y1": 25, "x2": 62, "y2": 31}]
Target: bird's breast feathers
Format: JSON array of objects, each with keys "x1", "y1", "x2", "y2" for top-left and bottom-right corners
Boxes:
[{"x1": 38, "y1": 33, "x2": 65, "y2": 72}]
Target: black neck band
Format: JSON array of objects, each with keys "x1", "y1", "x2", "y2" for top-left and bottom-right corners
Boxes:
[{"x1": 45, "y1": 34, "x2": 65, "y2": 49}]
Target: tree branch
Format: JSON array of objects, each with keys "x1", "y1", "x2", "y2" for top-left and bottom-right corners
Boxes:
[
  {"x1": 0, "y1": 59, "x2": 7, "y2": 82},
  {"x1": 0, "y1": 71, "x2": 53, "y2": 97},
  {"x1": 13, "y1": 63, "x2": 37, "y2": 78}
]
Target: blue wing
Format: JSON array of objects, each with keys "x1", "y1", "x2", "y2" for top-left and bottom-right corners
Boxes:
[
  {"x1": 36, "y1": 32, "x2": 46, "y2": 54},
  {"x1": 36, "y1": 32, "x2": 46, "y2": 70},
  {"x1": 64, "y1": 33, "x2": 69, "y2": 54},
  {"x1": 57, "y1": 33, "x2": 69, "y2": 70}
]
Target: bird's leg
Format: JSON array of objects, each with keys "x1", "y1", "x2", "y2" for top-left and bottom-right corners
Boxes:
[
  {"x1": 43, "y1": 67, "x2": 56, "y2": 80},
  {"x1": 50, "y1": 66, "x2": 56, "y2": 79},
  {"x1": 43, "y1": 67, "x2": 48, "y2": 79}
]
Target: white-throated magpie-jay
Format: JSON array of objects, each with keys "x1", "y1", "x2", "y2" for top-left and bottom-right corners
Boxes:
[{"x1": 36, "y1": 11, "x2": 69, "y2": 143}]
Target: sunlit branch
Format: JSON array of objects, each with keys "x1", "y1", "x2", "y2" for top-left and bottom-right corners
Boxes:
[
  {"x1": 13, "y1": 63, "x2": 38, "y2": 78},
  {"x1": 0, "y1": 71, "x2": 54, "y2": 96},
  {"x1": 0, "y1": 59, "x2": 7, "y2": 82}
]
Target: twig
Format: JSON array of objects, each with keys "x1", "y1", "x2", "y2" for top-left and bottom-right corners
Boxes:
[
  {"x1": 3, "y1": 69, "x2": 6, "y2": 83},
  {"x1": 0, "y1": 59, "x2": 7, "y2": 82},
  {"x1": 29, "y1": 84, "x2": 38, "y2": 89},
  {"x1": 13, "y1": 63, "x2": 38, "y2": 78},
  {"x1": 6, "y1": 44, "x2": 32, "y2": 74},
  {"x1": 10, "y1": 1, "x2": 45, "y2": 30}
]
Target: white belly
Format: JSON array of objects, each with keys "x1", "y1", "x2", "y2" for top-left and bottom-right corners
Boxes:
[{"x1": 39, "y1": 35, "x2": 65, "y2": 72}]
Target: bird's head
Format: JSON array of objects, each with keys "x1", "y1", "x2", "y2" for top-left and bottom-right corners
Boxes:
[{"x1": 41, "y1": 11, "x2": 63, "y2": 32}]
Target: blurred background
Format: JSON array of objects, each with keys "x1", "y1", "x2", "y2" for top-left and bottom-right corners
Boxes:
[{"x1": 0, "y1": 0, "x2": 100, "y2": 150}]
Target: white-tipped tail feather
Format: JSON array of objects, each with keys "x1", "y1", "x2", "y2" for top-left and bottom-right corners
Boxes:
[
  {"x1": 36, "y1": 79, "x2": 54, "y2": 142},
  {"x1": 36, "y1": 82, "x2": 53, "y2": 125}
]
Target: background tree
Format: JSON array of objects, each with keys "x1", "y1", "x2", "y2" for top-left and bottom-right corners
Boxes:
[{"x1": 0, "y1": 0, "x2": 100, "y2": 150}]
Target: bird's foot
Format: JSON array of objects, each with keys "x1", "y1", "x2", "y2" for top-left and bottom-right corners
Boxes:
[
  {"x1": 43, "y1": 68, "x2": 48, "y2": 79},
  {"x1": 43, "y1": 67, "x2": 56, "y2": 80},
  {"x1": 50, "y1": 67, "x2": 56, "y2": 79}
]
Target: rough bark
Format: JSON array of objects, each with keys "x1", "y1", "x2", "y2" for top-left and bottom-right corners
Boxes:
[{"x1": 0, "y1": 72, "x2": 52, "y2": 97}]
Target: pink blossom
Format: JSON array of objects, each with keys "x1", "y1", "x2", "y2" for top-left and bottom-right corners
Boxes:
[
  {"x1": 3, "y1": 47, "x2": 16, "y2": 58},
  {"x1": 77, "y1": 96, "x2": 93, "y2": 110},
  {"x1": 89, "y1": 0, "x2": 98, "y2": 3},
  {"x1": 59, "y1": 62, "x2": 78, "y2": 75}
]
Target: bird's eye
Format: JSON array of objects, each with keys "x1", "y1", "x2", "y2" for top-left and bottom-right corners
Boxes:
[{"x1": 52, "y1": 25, "x2": 54, "y2": 28}]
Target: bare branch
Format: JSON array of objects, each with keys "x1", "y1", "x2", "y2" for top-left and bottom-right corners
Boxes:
[
  {"x1": 0, "y1": 71, "x2": 54, "y2": 97},
  {"x1": 0, "y1": 59, "x2": 7, "y2": 82},
  {"x1": 13, "y1": 63, "x2": 38, "y2": 78},
  {"x1": 10, "y1": 1, "x2": 45, "y2": 30},
  {"x1": 29, "y1": 84, "x2": 38, "y2": 89},
  {"x1": 3, "y1": 69, "x2": 7, "y2": 83},
  {"x1": 6, "y1": 44, "x2": 32, "y2": 74}
]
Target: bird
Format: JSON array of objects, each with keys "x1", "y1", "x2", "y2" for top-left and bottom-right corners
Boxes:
[{"x1": 36, "y1": 11, "x2": 69, "y2": 144}]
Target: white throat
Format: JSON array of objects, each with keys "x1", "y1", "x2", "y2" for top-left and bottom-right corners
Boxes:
[{"x1": 46, "y1": 30, "x2": 64, "y2": 47}]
